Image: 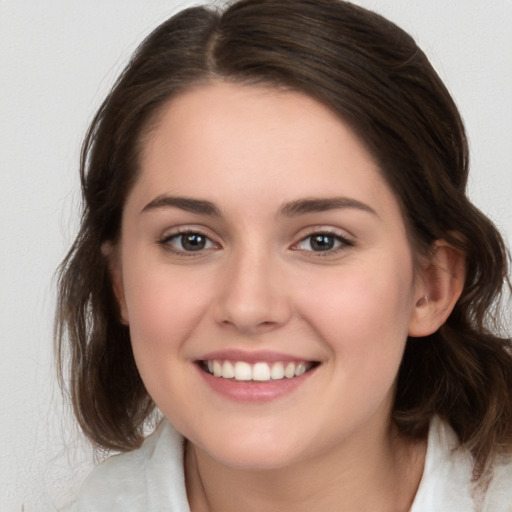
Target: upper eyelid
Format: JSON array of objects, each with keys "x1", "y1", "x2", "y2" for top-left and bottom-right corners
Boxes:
[
  {"x1": 158, "y1": 227, "x2": 221, "y2": 251},
  {"x1": 158, "y1": 229, "x2": 221, "y2": 257},
  {"x1": 156, "y1": 225, "x2": 355, "y2": 247},
  {"x1": 290, "y1": 227, "x2": 356, "y2": 253},
  {"x1": 161, "y1": 231, "x2": 214, "y2": 243},
  {"x1": 294, "y1": 232, "x2": 353, "y2": 247},
  {"x1": 159, "y1": 225, "x2": 218, "y2": 241},
  {"x1": 293, "y1": 225, "x2": 355, "y2": 241}
]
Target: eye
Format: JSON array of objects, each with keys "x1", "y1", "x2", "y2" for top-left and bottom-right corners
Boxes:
[
  {"x1": 159, "y1": 231, "x2": 218, "y2": 253},
  {"x1": 294, "y1": 232, "x2": 353, "y2": 253}
]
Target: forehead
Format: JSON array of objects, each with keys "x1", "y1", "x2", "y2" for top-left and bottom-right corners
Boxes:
[{"x1": 130, "y1": 82, "x2": 403, "y2": 225}]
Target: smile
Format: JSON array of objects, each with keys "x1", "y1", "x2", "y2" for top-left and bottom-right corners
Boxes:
[{"x1": 200, "y1": 360, "x2": 317, "y2": 381}]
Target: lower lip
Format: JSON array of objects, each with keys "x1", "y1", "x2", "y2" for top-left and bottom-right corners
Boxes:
[{"x1": 196, "y1": 364, "x2": 317, "y2": 403}]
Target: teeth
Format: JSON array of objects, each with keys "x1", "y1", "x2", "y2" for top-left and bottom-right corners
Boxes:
[
  {"x1": 203, "y1": 360, "x2": 313, "y2": 381},
  {"x1": 253, "y1": 362, "x2": 271, "y2": 381},
  {"x1": 234, "y1": 361, "x2": 252, "y2": 381},
  {"x1": 270, "y1": 362, "x2": 285, "y2": 380},
  {"x1": 284, "y1": 362, "x2": 295, "y2": 379},
  {"x1": 222, "y1": 360, "x2": 235, "y2": 379},
  {"x1": 295, "y1": 362, "x2": 306, "y2": 377},
  {"x1": 213, "y1": 360, "x2": 222, "y2": 377}
]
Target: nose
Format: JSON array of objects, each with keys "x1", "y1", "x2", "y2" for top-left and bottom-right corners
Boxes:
[{"x1": 213, "y1": 245, "x2": 292, "y2": 335}]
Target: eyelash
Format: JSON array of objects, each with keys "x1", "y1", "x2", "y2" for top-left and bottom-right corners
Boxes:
[
  {"x1": 157, "y1": 229, "x2": 354, "y2": 256},
  {"x1": 158, "y1": 229, "x2": 219, "y2": 256},
  {"x1": 292, "y1": 231, "x2": 354, "y2": 256}
]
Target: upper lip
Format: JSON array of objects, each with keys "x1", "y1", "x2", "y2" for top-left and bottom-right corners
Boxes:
[{"x1": 196, "y1": 349, "x2": 318, "y2": 364}]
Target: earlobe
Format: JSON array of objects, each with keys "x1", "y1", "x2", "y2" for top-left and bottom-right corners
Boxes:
[
  {"x1": 101, "y1": 242, "x2": 129, "y2": 325},
  {"x1": 408, "y1": 241, "x2": 465, "y2": 337}
]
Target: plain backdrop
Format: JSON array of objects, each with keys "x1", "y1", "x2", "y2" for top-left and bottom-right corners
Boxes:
[{"x1": 1, "y1": 1, "x2": 511, "y2": 510}]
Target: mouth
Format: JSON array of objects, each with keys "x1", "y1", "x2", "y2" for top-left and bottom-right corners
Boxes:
[{"x1": 198, "y1": 359, "x2": 320, "y2": 382}]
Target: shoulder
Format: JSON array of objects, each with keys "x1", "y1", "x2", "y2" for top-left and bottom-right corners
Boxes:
[
  {"x1": 482, "y1": 454, "x2": 512, "y2": 510},
  {"x1": 411, "y1": 417, "x2": 512, "y2": 512},
  {"x1": 61, "y1": 420, "x2": 190, "y2": 512}
]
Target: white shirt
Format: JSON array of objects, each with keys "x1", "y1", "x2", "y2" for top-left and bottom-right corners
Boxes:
[{"x1": 63, "y1": 417, "x2": 512, "y2": 511}]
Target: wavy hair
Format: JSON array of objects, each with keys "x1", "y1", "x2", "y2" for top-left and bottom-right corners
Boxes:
[{"x1": 56, "y1": 0, "x2": 512, "y2": 476}]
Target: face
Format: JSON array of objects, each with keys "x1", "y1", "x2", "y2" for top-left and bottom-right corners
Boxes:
[{"x1": 113, "y1": 82, "x2": 425, "y2": 470}]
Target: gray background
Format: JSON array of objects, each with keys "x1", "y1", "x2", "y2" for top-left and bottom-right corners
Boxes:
[{"x1": 1, "y1": 1, "x2": 511, "y2": 509}]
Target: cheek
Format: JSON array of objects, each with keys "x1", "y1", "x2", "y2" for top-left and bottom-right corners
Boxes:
[
  {"x1": 121, "y1": 256, "x2": 213, "y2": 357},
  {"x1": 121, "y1": 261, "x2": 216, "y2": 413},
  {"x1": 297, "y1": 253, "x2": 416, "y2": 364}
]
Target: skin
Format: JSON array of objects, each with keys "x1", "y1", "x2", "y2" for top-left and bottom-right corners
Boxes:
[{"x1": 110, "y1": 82, "x2": 464, "y2": 511}]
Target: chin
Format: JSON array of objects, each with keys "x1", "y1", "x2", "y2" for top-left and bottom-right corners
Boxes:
[
  {"x1": 211, "y1": 447, "x2": 302, "y2": 471},
  {"x1": 196, "y1": 429, "x2": 308, "y2": 471}
]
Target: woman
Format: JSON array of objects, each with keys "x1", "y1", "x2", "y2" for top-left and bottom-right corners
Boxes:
[{"x1": 56, "y1": 0, "x2": 512, "y2": 510}]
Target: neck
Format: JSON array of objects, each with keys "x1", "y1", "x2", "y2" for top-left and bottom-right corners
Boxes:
[{"x1": 185, "y1": 421, "x2": 426, "y2": 512}]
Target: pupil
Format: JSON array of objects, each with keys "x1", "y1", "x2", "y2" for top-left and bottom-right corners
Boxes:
[
  {"x1": 311, "y1": 234, "x2": 334, "y2": 251},
  {"x1": 182, "y1": 234, "x2": 206, "y2": 251}
]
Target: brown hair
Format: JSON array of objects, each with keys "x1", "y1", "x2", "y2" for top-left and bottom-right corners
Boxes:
[{"x1": 56, "y1": 0, "x2": 512, "y2": 475}]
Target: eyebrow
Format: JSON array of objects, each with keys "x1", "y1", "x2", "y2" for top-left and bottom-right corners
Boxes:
[
  {"x1": 280, "y1": 197, "x2": 378, "y2": 217},
  {"x1": 141, "y1": 195, "x2": 221, "y2": 216},
  {"x1": 141, "y1": 195, "x2": 377, "y2": 217}
]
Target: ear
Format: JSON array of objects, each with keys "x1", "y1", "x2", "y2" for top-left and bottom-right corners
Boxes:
[
  {"x1": 408, "y1": 241, "x2": 465, "y2": 337},
  {"x1": 102, "y1": 242, "x2": 129, "y2": 325}
]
